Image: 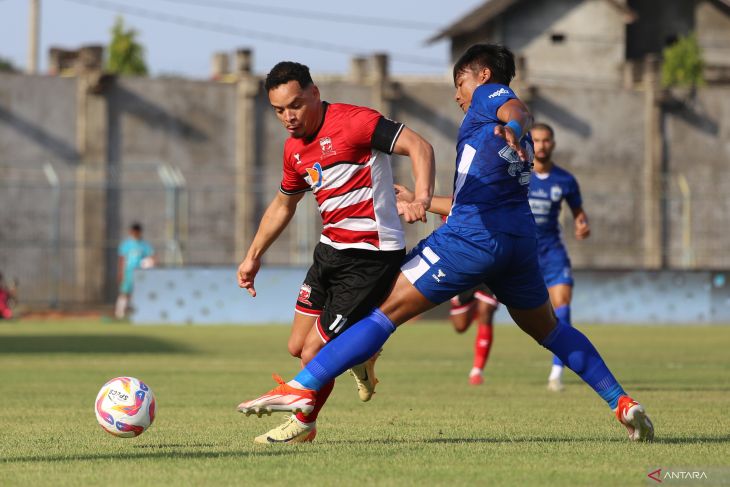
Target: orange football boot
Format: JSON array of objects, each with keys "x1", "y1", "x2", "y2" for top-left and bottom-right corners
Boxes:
[
  {"x1": 615, "y1": 395, "x2": 654, "y2": 442},
  {"x1": 237, "y1": 374, "x2": 317, "y2": 417}
]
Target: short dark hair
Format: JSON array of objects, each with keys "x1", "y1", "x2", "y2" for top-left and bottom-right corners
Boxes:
[
  {"x1": 531, "y1": 122, "x2": 555, "y2": 138},
  {"x1": 130, "y1": 222, "x2": 143, "y2": 233},
  {"x1": 265, "y1": 61, "x2": 314, "y2": 92},
  {"x1": 453, "y1": 44, "x2": 516, "y2": 86}
]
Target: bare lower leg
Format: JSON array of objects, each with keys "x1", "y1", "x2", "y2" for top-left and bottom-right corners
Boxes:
[
  {"x1": 115, "y1": 294, "x2": 129, "y2": 319},
  {"x1": 450, "y1": 304, "x2": 474, "y2": 333},
  {"x1": 298, "y1": 328, "x2": 333, "y2": 423},
  {"x1": 378, "y1": 273, "x2": 438, "y2": 327},
  {"x1": 288, "y1": 313, "x2": 317, "y2": 359}
]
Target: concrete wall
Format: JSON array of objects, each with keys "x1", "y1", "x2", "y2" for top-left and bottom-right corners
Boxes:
[
  {"x1": 664, "y1": 87, "x2": 730, "y2": 269},
  {"x1": 2, "y1": 68, "x2": 730, "y2": 305},
  {"x1": 0, "y1": 74, "x2": 79, "y2": 305},
  {"x1": 107, "y1": 77, "x2": 238, "y2": 266},
  {"x1": 528, "y1": 84, "x2": 647, "y2": 267},
  {"x1": 0, "y1": 73, "x2": 78, "y2": 163}
]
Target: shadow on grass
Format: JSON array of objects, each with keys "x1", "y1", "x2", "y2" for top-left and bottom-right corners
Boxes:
[
  {"x1": 133, "y1": 443, "x2": 217, "y2": 449},
  {"x1": 0, "y1": 335, "x2": 193, "y2": 354},
  {"x1": 632, "y1": 386, "x2": 730, "y2": 392},
  {"x1": 2, "y1": 449, "x2": 294, "y2": 464},
  {"x1": 324, "y1": 435, "x2": 730, "y2": 445},
  {"x1": 426, "y1": 435, "x2": 730, "y2": 445}
]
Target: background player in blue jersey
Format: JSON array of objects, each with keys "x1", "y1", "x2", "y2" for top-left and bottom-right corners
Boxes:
[
  {"x1": 238, "y1": 44, "x2": 654, "y2": 442},
  {"x1": 115, "y1": 222, "x2": 155, "y2": 319},
  {"x1": 528, "y1": 123, "x2": 591, "y2": 391}
]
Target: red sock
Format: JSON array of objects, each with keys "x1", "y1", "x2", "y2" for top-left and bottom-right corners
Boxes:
[
  {"x1": 473, "y1": 323, "x2": 493, "y2": 370},
  {"x1": 296, "y1": 379, "x2": 334, "y2": 424}
]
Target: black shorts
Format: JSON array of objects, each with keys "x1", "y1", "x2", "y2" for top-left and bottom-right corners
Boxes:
[
  {"x1": 449, "y1": 284, "x2": 498, "y2": 315},
  {"x1": 295, "y1": 242, "x2": 406, "y2": 342}
]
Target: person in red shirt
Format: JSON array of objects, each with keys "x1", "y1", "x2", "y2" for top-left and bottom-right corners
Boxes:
[
  {"x1": 236, "y1": 61, "x2": 434, "y2": 444},
  {"x1": 0, "y1": 272, "x2": 17, "y2": 320}
]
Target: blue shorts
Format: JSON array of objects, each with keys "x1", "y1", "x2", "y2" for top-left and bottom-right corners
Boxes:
[
  {"x1": 401, "y1": 225, "x2": 548, "y2": 310},
  {"x1": 538, "y1": 248, "x2": 574, "y2": 288}
]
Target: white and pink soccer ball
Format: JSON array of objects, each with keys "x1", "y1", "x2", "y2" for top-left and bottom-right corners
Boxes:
[{"x1": 94, "y1": 377, "x2": 156, "y2": 437}]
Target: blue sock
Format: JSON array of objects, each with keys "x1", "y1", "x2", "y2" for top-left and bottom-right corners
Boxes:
[
  {"x1": 293, "y1": 308, "x2": 395, "y2": 391},
  {"x1": 541, "y1": 323, "x2": 626, "y2": 409},
  {"x1": 552, "y1": 305, "x2": 571, "y2": 367}
]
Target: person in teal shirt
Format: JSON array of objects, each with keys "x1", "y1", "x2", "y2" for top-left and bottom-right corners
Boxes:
[{"x1": 115, "y1": 222, "x2": 155, "y2": 319}]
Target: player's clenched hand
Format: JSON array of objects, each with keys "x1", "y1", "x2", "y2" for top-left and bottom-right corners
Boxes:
[
  {"x1": 394, "y1": 183, "x2": 415, "y2": 203},
  {"x1": 237, "y1": 257, "x2": 261, "y2": 297},
  {"x1": 575, "y1": 215, "x2": 591, "y2": 240},
  {"x1": 398, "y1": 198, "x2": 429, "y2": 223},
  {"x1": 494, "y1": 125, "x2": 528, "y2": 161}
]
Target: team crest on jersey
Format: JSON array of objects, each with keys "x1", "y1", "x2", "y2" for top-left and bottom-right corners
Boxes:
[
  {"x1": 298, "y1": 283, "x2": 313, "y2": 306},
  {"x1": 294, "y1": 153, "x2": 302, "y2": 164},
  {"x1": 550, "y1": 185, "x2": 563, "y2": 202},
  {"x1": 319, "y1": 137, "x2": 336, "y2": 157},
  {"x1": 305, "y1": 162, "x2": 324, "y2": 188}
]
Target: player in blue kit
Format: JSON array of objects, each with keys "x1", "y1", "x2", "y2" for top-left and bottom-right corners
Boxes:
[
  {"x1": 399, "y1": 123, "x2": 590, "y2": 389},
  {"x1": 528, "y1": 123, "x2": 591, "y2": 392},
  {"x1": 238, "y1": 44, "x2": 654, "y2": 441}
]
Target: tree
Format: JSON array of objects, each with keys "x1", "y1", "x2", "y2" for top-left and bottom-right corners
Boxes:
[
  {"x1": 661, "y1": 32, "x2": 704, "y2": 89},
  {"x1": 0, "y1": 56, "x2": 17, "y2": 73},
  {"x1": 106, "y1": 16, "x2": 148, "y2": 76}
]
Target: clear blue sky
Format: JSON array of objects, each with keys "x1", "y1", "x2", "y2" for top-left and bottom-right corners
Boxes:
[{"x1": 0, "y1": 0, "x2": 484, "y2": 78}]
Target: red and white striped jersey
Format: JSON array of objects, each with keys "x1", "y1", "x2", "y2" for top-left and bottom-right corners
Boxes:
[{"x1": 280, "y1": 103, "x2": 405, "y2": 251}]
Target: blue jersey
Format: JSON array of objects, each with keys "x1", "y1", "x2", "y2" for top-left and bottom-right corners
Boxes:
[
  {"x1": 118, "y1": 238, "x2": 154, "y2": 273},
  {"x1": 447, "y1": 84, "x2": 535, "y2": 237},
  {"x1": 528, "y1": 165, "x2": 582, "y2": 252}
]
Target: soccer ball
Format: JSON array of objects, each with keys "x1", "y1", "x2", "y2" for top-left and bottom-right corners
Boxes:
[{"x1": 94, "y1": 377, "x2": 156, "y2": 437}]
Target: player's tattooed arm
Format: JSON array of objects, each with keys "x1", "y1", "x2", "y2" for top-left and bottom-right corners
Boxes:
[
  {"x1": 495, "y1": 98, "x2": 533, "y2": 161},
  {"x1": 394, "y1": 184, "x2": 452, "y2": 217},
  {"x1": 572, "y1": 207, "x2": 591, "y2": 240},
  {"x1": 238, "y1": 191, "x2": 305, "y2": 297}
]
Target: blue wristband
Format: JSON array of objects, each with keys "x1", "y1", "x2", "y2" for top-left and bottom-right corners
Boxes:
[{"x1": 505, "y1": 120, "x2": 523, "y2": 140}]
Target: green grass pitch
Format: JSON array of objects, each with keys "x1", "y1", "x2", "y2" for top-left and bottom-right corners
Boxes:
[{"x1": 1, "y1": 320, "x2": 729, "y2": 486}]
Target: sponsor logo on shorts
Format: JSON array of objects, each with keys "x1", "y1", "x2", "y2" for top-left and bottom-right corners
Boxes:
[
  {"x1": 432, "y1": 268, "x2": 446, "y2": 283},
  {"x1": 298, "y1": 284, "x2": 313, "y2": 306}
]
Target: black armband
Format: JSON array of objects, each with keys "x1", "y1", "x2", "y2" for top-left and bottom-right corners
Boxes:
[{"x1": 371, "y1": 117, "x2": 405, "y2": 154}]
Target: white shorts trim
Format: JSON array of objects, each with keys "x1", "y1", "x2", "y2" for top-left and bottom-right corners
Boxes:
[
  {"x1": 295, "y1": 308, "x2": 321, "y2": 317},
  {"x1": 474, "y1": 292, "x2": 498, "y2": 307},
  {"x1": 449, "y1": 303, "x2": 472, "y2": 316},
  {"x1": 421, "y1": 246, "x2": 440, "y2": 265},
  {"x1": 401, "y1": 254, "x2": 430, "y2": 284}
]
